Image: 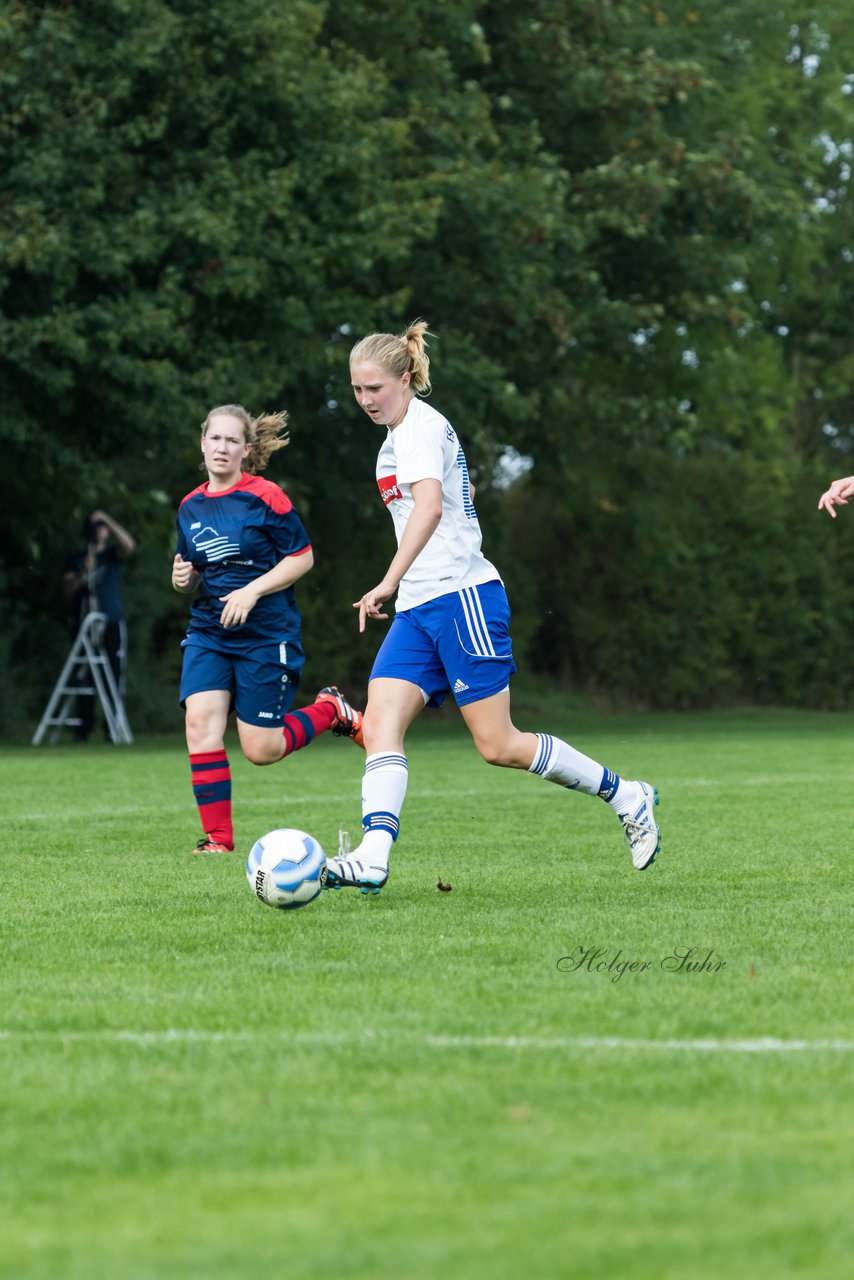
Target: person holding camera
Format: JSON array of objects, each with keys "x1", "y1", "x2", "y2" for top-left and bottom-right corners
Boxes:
[{"x1": 62, "y1": 510, "x2": 136, "y2": 742}]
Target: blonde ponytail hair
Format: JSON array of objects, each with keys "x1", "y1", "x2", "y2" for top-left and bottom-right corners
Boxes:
[
  {"x1": 349, "y1": 319, "x2": 432, "y2": 393},
  {"x1": 201, "y1": 404, "x2": 289, "y2": 474}
]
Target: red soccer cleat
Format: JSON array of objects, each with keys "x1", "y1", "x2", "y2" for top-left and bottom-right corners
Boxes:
[
  {"x1": 192, "y1": 835, "x2": 234, "y2": 855},
  {"x1": 314, "y1": 686, "x2": 365, "y2": 749}
]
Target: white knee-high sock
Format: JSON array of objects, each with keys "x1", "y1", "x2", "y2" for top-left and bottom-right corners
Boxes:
[
  {"x1": 529, "y1": 733, "x2": 623, "y2": 804},
  {"x1": 352, "y1": 752, "x2": 409, "y2": 864}
]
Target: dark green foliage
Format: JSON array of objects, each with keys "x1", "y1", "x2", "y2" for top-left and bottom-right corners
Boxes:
[
  {"x1": 504, "y1": 452, "x2": 854, "y2": 709},
  {"x1": 1, "y1": 1, "x2": 853, "y2": 732}
]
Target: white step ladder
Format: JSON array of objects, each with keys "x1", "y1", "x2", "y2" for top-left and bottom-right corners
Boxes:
[{"x1": 32, "y1": 611, "x2": 133, "y2": 745}]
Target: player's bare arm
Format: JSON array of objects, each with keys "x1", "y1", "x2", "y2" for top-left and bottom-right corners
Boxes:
[
  {"x1": 354, "y1": 479, "x2": 442, "y2": 632},
  {"x1": 219, "y1": 547, "x2": 314, "y2": 629}
]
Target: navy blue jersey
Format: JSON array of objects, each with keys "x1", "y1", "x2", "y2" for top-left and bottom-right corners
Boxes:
[{"x1": 176, "y1": 473, "x2": 311, "y2": 651}]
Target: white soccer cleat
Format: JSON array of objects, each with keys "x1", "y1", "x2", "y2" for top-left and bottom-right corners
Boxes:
[
  {"x1": 324, "y1": 830, "x2": 389, "y2": 895},
  {"x1": 324, "y1": 857, "x2": 389, "y2": 894},
  {"x1": 618, "y1": 781, "x2": 661, "y2": 870}
]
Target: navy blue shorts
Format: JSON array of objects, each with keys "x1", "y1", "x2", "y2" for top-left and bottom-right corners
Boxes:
[
  {"x1": 370, "y1": 580, "x2": 517, "y2": 708},
  {"x1": 179, "y1": 634, "x2": 301, "y2": 727}
]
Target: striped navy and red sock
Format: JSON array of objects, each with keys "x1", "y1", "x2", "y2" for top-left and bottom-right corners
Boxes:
[
  {"x1": 189, "y1": 750, "x2": 233, "y2": 849},
  {"x1": 280, "y1": 701, "x2": 337, "y2": 758}
]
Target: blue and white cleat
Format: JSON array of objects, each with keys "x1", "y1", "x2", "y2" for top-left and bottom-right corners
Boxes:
[
  {"x1": 324, "y1": 831, "x2": 389, "y2": 895},
  {"x1": 619, "y1": 781, "x2": 661, "y2": 870},
  {"x1": 325, "y1": 858, "x2": 389, "y2": 894}
]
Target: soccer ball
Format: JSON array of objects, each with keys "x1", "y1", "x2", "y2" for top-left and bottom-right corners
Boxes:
[{"x1": 245, "y1": 828, "x2": 327, "y2": 910}]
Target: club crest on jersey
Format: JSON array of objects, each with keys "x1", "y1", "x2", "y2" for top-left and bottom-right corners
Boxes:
[
  {"x1": 378, "y1": 474, "x2": 402, "y2": 505},
  {"x1": 192, "y1": 525, "x2": 241, "y2": 562}
]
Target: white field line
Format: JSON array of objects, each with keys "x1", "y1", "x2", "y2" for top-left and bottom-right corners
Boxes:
[
  {"x1": 10, "y1": 806, "x2": 190, "y2": 823},
  {"x1": 0, "y1": 1030, "x2": 851, "y2": 1053},
  {"x1": 8, "y1": 797, "x2": 354, "y2": 823},
  {"x1": 11, "y1": 775, "x2": 854, "y2": 823},
  {"x1": 427, "y1": 1035, "x2": 854, "y2": 1053}
]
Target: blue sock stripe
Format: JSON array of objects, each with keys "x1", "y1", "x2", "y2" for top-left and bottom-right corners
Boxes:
[
  {"x1": 365, "y1": 753, "x2": 408, "y2": 774},
  {"x1": 290, "y1": 709, "x2": 318, "y2": 743},
  {"x1": 530, "y1": 733, "x2": 554, "y2": 776},
  {"x1": 191, "y1": 758, "x2": 229, "y2": 773},
  {"x1": 598, "y1": 768, "x2": 620, "y2": 801},
  {"x1": 193, "y1": 779, "x2": 232, "y2": 803},
  {"x1": 362, "y1": 811, "x2": 400, "y2": 841}
]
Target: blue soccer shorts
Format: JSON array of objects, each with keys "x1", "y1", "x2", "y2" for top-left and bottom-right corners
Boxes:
[
  {"x1": 370, "y1": 579, "x2": 517, "y2": 708},
  {"x1": 179, "y1": 634, "x2": 302, "y2": 727}
]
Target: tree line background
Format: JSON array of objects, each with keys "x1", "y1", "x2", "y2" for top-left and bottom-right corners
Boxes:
[{"x1": 2, "y1": 0, "x2": 853, "y2": 737}]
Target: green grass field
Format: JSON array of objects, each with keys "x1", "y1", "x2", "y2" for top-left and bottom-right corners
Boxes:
[{"x1": 3, "y1": 703, "x2": 853, "y2": 1279}]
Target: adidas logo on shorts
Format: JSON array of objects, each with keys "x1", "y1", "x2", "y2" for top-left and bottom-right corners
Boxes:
[{"x1": 453, "y1": 678, "x2": 470, "y2": 693}]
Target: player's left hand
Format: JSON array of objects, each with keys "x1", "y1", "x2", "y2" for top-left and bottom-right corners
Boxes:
[
  {"x1": 354, "y1": 584, "x2": 393, "y2": 633},
  {"x1": 818, "y1": 476, "x2": 854, "y2": 517},
  {"x1": 219, "y1": 586, "x2": 259, "y2": 628}
]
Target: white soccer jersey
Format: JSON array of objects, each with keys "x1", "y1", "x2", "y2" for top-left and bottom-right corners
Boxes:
[{"x1": 375, "y1": 397, "x2": 501, "y2": 611}]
